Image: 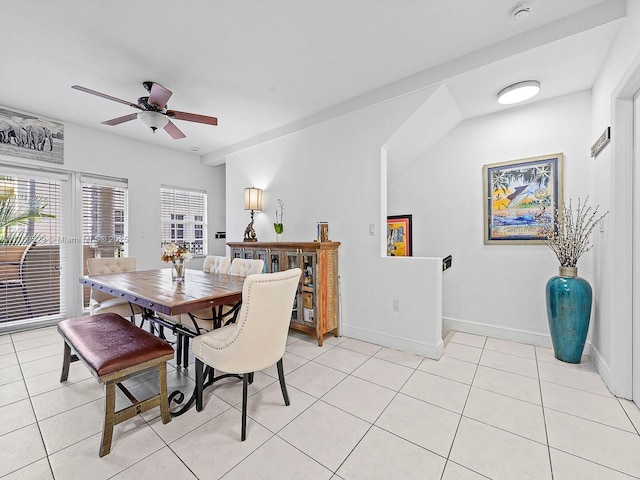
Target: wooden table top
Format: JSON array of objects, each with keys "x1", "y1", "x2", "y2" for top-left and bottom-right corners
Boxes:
[{"x1": 80, "y1": 269, "x2": 246, "y2": 316}]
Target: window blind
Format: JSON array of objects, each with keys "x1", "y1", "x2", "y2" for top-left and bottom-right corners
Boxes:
[
  {"x1": 160, "y1": 186, "x2": 207, "y2": 256},
  {"x1": 0, "y1": 173, "x2": 64, "y2": 323},
  {"x1": 81, "y1": 178, "x2": 128, "y2": 308}
]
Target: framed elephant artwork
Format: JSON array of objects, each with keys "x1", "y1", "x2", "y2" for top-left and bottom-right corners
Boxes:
[{"x1": 0, "y1": 106, "x2": 64, "y2": 164}]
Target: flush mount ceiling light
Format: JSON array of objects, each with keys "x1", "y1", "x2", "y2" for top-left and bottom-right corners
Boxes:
[{"x1": 497, "y1": 80, "x2": 540, "y2": 105}]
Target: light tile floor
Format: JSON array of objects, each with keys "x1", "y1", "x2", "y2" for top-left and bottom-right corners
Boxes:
[{"x1": 1, "y1": 327, "x2": 640, "y2": 479}]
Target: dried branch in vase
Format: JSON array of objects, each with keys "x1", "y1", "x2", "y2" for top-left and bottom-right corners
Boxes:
[{"x1": 539, "y1": 197, "x2": 608, "y2": 267}]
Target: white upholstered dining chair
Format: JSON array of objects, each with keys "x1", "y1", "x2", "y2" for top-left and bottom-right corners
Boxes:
[
  {"x1": 192, "y1": 268, "x2": 301, "y2": 440},
  {"x1": 228, "y1": 257, "x2": 264, "y2": 276},
  {"x1": 86, "y1": 257, "x2": 142, "y2": 322},
  {"x1": 159, "y1": 255, "x2": 243, "y2": 368},
  {"x1": 181, "y1": 257, "x2": 264, "y2": 333},
  {"x1": 202, "y1": 255, "x2": 230, "y2": 274}
]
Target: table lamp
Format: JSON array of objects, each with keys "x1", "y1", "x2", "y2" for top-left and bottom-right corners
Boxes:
[{"x1": 243, "y1": 187, "x2": 263, "y2": 242}]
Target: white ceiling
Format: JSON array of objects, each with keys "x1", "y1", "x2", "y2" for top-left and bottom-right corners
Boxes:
[{"x1": 1, "y1": 0, "x2": 625, "y2": 162}]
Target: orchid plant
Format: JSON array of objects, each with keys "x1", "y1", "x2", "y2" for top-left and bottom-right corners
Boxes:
[{"x1": 274, "y1": 199, "x2": 285, "y2": 234}]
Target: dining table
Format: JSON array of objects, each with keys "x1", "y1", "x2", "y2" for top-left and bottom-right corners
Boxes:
[{"x1": 79, "y1": 267, "x2": 247, "y2": 415}]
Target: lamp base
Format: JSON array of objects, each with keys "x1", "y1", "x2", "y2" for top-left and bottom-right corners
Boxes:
[{"x1": 243, "y1": 218, "x2": 258, "y2": 242}]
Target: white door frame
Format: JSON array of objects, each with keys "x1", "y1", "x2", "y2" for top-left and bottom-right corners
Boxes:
[
  {"x1": 610, "y1": 56, "x2": 640, "y2": 399},
  {"x1": 634, "y1": 93, "x2": 640, "y2": 405}
]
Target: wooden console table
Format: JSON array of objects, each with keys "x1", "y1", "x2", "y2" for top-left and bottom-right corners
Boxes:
[{"x1": 227, "y1": 241, "x2": 340, "y2": 346}]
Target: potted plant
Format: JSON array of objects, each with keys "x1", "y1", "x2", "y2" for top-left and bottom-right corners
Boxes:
[
  {"x1": 540, "y1": 197, "x2": 608, "y2": 363},
  {"x1": 274, "y1": 199, "x2": 284, "y2": 240},
  {"x1": 0, "y1": 177, "x2": 53, "y2": 245}
]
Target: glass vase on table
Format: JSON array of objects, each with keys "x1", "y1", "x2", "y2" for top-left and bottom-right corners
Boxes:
[{"x1": 172, "y1": 259, "x2": 185, "y2": 282}]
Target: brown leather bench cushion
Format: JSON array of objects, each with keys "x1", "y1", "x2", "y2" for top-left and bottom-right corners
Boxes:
[{"x1": 58, "y1": 313, "x2": 174, "y2": 377}]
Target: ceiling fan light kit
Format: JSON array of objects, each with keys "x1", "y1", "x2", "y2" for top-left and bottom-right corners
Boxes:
[
  {"x1": 497, "y1": 80, "x2": 540, "y2": 105},
  {"x1": 137, "y1": 111, "x2": 168, "y2": 132},
  {"x1": 71, "y1": 81, "x2": 218, "y2": 139}
]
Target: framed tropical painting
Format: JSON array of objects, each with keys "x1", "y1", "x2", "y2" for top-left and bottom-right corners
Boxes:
[
  {"x1": 387, "y1": 215, "x2": 412, "y2": 256},
  {"x1": 483, "y1": 153, "x2": 563, "y2": 244}
]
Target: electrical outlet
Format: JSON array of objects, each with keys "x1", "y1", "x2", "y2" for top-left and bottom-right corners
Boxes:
[{"x1": 393, "y1": 299, "x2": 399, "y2": 312}]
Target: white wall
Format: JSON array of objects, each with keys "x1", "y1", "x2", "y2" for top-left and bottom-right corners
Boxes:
[
  {"x1": 224, "y1": 88, "x2": 444, "y2": 357},
  {"x1": 589, "y1": 0, "x2": 640, "y2": 395},
  {"x1": 389, "y1": 91, "x2": 593, "y2": 346},
  {"x1": 1, "y1": 122, "x2": 226, "y2": 316},
  {"x1": 63, "y1": 124, "x2": 226, "y2": 269}
]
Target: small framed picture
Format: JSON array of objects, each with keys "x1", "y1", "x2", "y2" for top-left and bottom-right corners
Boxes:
[
  {"x1": 483, "y1": 153, "x2": 563, "y2": 244},
  {"x1": 387, "y1": 215, "x2": 412, "y2": 256},
  {"x1": 317, "y1": 222, "x2": 329, "y2": 242}
]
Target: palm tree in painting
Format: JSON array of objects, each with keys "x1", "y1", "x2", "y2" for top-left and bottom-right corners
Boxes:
[{"x1": 493, "y1": 166, "x2": 551, "y2": 210}]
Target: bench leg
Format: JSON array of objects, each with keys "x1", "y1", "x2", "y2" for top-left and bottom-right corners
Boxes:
[
  {"x1": 158, "y1": 363, "x2": 170, "y2": 424},
  {"x1": 100, "y1": 381, "x2": 116, "y2": 457},
  {"x1": 60, "y1": 341, "x2": 71, "y2": 382}
]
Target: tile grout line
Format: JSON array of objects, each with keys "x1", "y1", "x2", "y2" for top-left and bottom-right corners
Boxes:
[
  {"x1": 7, "y1": 327, "x2": 639, "y2": 479},
  {"x1": 312, "y1": 345, "x2": 385, "y2": 476},
  {"x1": 9, "y1": 331, "x2": 56, "y2": 480},
  {"x1": 263, "y1": 350, "x2": 374, "y2": 476},
  {"x1": 617, "y1": 397, "x2": 640, "y2": 436},
  {"x1": 319, "y1": 345, "x2": 429, "y2": 476},
  {"x1": 532, "y1": 350, "x2": 637, "y2": 479},
  {"x1": 202, "y1": 338, "x2": 381, "y2": 477},
  {"x1": 535, "y1": 345, "x2": 555, "y2": 480},
  {"x1": 439, "y1": 332, "x2": 486, "y2": 480}
]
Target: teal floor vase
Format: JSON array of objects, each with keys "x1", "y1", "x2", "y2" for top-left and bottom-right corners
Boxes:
[{"x1": 545, "y1": 266, "x2": 592, "y2": 364}]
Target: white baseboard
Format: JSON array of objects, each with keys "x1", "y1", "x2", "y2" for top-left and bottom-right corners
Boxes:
[
  {"x1": 588, "y1": 342, "x2": 616, "y2": 395},
  {"x1": 443, "y1": 316, "x2": 553, "y2": 348},
  {"x1": 341, "y1": 324, "x2": 444, "y2": 359},
  {"x1": 0, "y1": 317, "x2": 61, "y2": 335},
  {"x1": 444, "y1": 316, "x2": 620, "y2": 390}
]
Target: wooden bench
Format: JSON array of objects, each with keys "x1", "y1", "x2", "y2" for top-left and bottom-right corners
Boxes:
[{"x1": 58, "y1": 313, "x2": 174, "y2": 457}]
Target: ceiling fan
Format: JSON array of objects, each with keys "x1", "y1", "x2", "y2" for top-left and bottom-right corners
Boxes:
[{"x1": 71, "y1": 81, "x2": 218, "y2": 139}]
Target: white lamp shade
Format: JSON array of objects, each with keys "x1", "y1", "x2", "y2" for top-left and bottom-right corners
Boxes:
[
  {"x1": 497, "y1": 80, "x2": 540, "y2": 105},
  {"x1": 137, "y1": 111, "x2": 169, "y2": 130},
  {"x1": 244, "y1": 187, "x2": 263, "y2": 211}
]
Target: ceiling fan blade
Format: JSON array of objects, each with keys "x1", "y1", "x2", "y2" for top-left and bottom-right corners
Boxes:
[
  {"x1": 102, "y1": 113, "x2": 138, "y2": 126},
  {"x1": 148, "y1": 82, "x2": 172, "y2": 109},
  {"x1": 167, "y1": 110, "x2": 218, "y2": 125},
  {"x1": 164, "y1": 120, "x2": 186, "y2": 139},
  {"x1": 72, "y1": 85, "x2": 140, "y2": 109}
]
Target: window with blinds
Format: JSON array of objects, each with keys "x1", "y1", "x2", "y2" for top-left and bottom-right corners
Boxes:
[
  {"x1": 160, "y1": 186, "x2": 207, "y2": 256},
  {"x1": 0, "y1": 173, "x2": 64, "y2": 323},
  {"x1": 81, "y1": 176, "x2": 128, "y2": 308}
]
